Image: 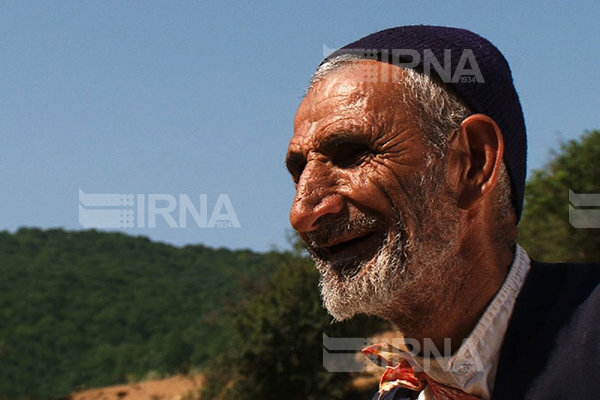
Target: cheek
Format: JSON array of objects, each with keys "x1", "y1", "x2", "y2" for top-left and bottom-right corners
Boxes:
[{"x1": 336, "y1": 160, "x2": 414, "y2": 219}]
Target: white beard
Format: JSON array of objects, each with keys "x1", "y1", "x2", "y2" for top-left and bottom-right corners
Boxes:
[
  {"x1": 313, "y1": 228, "x2": 407, "y2": 321},
  {"x1": 310, "y1": 180, "x2": 463, "y2": 325}
]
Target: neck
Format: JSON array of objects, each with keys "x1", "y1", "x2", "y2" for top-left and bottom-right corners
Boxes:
[{"x1": 392, "y1": 236, "x2": 515, "y2": 355}]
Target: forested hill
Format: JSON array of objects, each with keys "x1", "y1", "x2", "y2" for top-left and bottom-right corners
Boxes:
[{"x1": 0, "y1": 228, "x2": 289, "y2": 399}]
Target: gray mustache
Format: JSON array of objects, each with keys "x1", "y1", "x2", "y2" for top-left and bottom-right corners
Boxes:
[{"x1": 306, "y1": 213, "x2": 380, "y2": 247}]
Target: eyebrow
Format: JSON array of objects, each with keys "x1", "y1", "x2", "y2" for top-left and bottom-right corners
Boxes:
[
  {"x1": 285, "y1": 130, "x2": 371, "y2": 179},
  {"x1": 285, "y1": 131, "x2": 369, "y2": 169},
  {"x1": 318, "y1": 131, "x2": 369, "y2": 155}
]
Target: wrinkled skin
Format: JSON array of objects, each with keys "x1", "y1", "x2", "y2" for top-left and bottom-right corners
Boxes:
[{"x1": 286, "y1": 60, "x2": 514, "y2": 351}]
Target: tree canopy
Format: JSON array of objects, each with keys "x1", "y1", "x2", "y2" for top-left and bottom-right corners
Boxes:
[
  {"x1": 0, "y1": 228, "x2": 288, "y2": 398},
  {"x1": 519, "y1": 130, "x2": 600, "y2": 262}
]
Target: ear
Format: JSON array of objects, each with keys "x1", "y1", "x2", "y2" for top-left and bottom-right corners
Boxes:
[{"x1": 454, "y1": 114, "x2": 504, "y2": 210}]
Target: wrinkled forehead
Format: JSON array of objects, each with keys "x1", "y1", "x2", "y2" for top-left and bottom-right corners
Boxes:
[{"x1": 294, "y1": 60, "x2": 408, "y2": 130}]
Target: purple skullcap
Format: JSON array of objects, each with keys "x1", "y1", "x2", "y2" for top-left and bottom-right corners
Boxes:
[{"x1": 323, "y1": 25, "x2": 527, "y2": 221}]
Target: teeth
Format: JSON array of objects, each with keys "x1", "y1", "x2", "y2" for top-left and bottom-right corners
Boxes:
[{"x1": 327, "y1": 232, "x2": 373, "y2": 252}]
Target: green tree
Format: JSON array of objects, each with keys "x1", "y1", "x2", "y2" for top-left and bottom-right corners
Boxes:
[
  {"x1": 519, "y1": 130, "x2": 600, "y2": 262},
  {"x1": 0, "y1": 228, "x2": 288, "y2": 399},
  {"x1": 200, "y1": 253, "x2": 388, "y2": 400}
]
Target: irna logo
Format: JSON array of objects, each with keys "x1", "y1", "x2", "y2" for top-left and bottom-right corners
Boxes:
[{"x1": 78, "y1": 189, "x2": 240, "y2": 229}]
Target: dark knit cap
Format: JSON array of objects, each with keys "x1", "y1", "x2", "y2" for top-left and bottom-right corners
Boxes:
[{"x1": 323, "y1": 25, "x2": 527, "y2": 221}]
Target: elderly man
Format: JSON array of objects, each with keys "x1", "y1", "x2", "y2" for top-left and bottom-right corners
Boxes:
[{"x1": 286, "y1": 26, "x2": 600, "y2": 400}]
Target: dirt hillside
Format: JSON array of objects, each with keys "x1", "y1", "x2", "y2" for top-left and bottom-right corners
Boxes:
[{"x1": 71, "y1": 374, "x2": 203, "y2": 400}]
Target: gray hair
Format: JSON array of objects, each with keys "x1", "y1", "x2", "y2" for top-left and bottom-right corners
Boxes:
[{"x1": 310, "y1": 54, "x2": 516, "y2": 226}]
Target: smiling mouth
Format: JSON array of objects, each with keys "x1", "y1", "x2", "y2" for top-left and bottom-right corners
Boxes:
[{"x1": 319, "y1": 230, "x2": 384, "y2": 275}]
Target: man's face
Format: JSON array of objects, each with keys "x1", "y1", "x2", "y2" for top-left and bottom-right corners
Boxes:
[{"x1": 287, "y1": 60, "x2": 463, "y2": 323}]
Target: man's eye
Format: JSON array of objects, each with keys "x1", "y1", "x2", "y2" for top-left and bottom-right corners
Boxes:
[
  {"x1": 286, "y1": 153, "x2": 307, "y2": 184},
  {"x1": 331, "y1": 143, "x2": 371, "y2": 168}
]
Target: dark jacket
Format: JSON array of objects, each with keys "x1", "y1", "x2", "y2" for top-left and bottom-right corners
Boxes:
[{"x1": 374, "y1": 260, "x2": 600, "y2": 400}]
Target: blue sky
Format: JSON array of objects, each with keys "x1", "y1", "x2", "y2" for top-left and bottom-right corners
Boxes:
[{"x1": 1, "y1": 1, "x2": 599, "y2": 251}]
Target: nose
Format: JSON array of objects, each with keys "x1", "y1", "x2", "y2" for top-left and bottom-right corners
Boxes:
[{"x1": 290, "y1": 161, "x2": 344, "y2": 233}]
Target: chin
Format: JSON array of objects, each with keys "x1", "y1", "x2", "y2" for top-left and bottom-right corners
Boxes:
[{"x1": 313, "y1": 230, "x2": 409, "y2": 322}]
